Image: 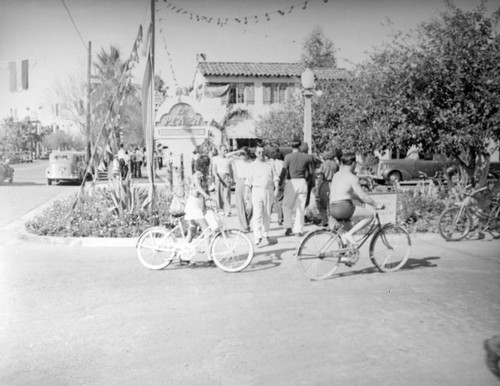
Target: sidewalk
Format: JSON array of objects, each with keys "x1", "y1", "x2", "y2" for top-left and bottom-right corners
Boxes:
[{"x1": 12, "y1": 167, "x2": 500, "y2": 255}]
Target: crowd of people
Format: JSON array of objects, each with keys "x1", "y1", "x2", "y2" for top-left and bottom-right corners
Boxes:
[
  {"x1": 104, "y1": 144, "x2": 168, "y2": 180},
  {"x1": 183, "y1": 139, "x2": 385, "y2": 249}
]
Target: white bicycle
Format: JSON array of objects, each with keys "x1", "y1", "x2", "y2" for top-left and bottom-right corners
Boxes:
[{"x1": 136, "y1": 206, "x2": 254, "y2": 272}]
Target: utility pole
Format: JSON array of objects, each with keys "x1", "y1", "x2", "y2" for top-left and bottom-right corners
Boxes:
[{"x1": 86, "y1": 41, "x2": 92, "y2": 163}]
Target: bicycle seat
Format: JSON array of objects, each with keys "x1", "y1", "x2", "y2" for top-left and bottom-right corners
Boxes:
[
  {"x1": 170, "y1": 211, "x2": 185, "y2": 218},
  {"x1": 330, "y1": 217, "x2": 353, "y2": 232}
]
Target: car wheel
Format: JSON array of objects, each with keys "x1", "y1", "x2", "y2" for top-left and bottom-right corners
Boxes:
[
  {"x1": 47, "y1": 179, "x2": 52, "y2": 185},
  {"x1": 388, "y1": 171, "x2": 402, "y2": 183}
]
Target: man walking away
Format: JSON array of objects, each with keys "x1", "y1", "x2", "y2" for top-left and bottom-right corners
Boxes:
[
  {"x1": 228, "y1": 147, "x2": 253, "y2": 232},
  {"x1": 246, "y1": 145, "x2": 279, "y2": 246},
  {"x1": 280, "y1": 139, "x2": 313, "y2": 237},
  {"x1": 316, "y1": 149, "x2": 341, "y2": 227},
  {"x1": 212, "y1": 145, "x2": 234, "y2": 216}
]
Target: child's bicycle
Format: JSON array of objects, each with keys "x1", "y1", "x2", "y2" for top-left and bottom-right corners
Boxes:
[
  {"x1": 296, "y1": 210, "x2": 411, "y2": 280},
  {"x1": 136, "y1": 204, "x2": 254, "y2": 272}
]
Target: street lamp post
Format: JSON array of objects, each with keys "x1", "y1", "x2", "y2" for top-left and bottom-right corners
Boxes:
[{"x1": 301, "y1": 68, "x2": 315, "y2": 154}]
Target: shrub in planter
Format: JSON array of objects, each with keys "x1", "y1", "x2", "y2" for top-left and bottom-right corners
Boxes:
[
  {"x1": 397, "y1": 190, "x2": 446, "y2": 233},
  {"x1": 25, "y1": 186, "x2": 173, "y2": 238}
]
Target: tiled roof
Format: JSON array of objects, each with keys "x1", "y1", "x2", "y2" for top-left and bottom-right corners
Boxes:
[{"x1": 197, "y1": 62, "x2": 350, "y2": 80}]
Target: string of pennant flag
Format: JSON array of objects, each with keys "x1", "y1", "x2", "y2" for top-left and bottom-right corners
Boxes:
[
  {"x1": 161, "y1": 0, "x2": 329, "y2": 27},
  {"x1": 156, "y1": 7, "x2": 179, "y2": 90}
]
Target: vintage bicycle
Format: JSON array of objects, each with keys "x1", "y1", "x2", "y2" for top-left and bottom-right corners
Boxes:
[
  {"x1": 136, "y1": 205, "x2": 254, "y2": 272},
  {"x1": 438, "y1": 185, "x2": 500, "y2": 241},
  {"x1": 296, "y1": 210, "x2": 411, "y2": 280}
]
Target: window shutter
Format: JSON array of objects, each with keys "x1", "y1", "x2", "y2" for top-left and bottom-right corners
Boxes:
[
  {"x1": 286, "y1": 84, "x2": 295, "y2": 102},
  {"x1": 221, "y1": 87, "x2": 230, "y2": 105},
  {"x1": 245, "y1": 84, "x2": 254, "y2": 105},
  {"x1": 263, "y1": 84, "x2": 271, "y2": 105}
]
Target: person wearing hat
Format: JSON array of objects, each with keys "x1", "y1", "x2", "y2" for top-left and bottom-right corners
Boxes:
[
  {"x1": 279, "y1": 139, "x2": 314, "y2": 237},
  {"x1": 315, "y1": 149, "x2": 341, "y2": 227}
]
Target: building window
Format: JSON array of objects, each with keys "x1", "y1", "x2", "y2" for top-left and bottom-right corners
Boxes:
[
  {"x1": 227, "y1": 83, "x2": 254, "y2": 105},
  {"x1": 263, "y1": 83, "x2": 295, "y2": 104}
]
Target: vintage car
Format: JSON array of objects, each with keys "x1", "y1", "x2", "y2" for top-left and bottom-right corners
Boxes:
[
  {"x1": 46, "y1": 151, "x2": 93, "y2": 185},
  {"x1": 373, "y1": 153, "x2": 457, "y2": 183},
  {"x1": 0, "y1": 159, "x2": 14, "y2": 184},
  {"x1": 20, "y1": 151, "x2": 33, "y2": 163}
]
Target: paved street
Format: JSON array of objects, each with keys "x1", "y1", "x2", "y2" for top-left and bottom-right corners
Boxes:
[{"x1": 1, "y1": 180, "x2": 499, "y2": 385}]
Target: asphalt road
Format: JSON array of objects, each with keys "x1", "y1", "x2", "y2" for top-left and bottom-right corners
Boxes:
[
  {"x1": 0, "y1": 160, "x2": 78, "y2": 228},
  {"x1": 0, "y1": 169, "x2": 499, "y2": 385}
]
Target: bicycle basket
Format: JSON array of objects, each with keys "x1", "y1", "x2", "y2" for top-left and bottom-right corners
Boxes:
[{"x1": 205, "y1": 209, "x2": 223, "y2": 231}]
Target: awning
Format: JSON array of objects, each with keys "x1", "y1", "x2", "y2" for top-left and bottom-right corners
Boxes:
[{"x1": 226, "y1": 119, "x2": 257, "y2": 139}]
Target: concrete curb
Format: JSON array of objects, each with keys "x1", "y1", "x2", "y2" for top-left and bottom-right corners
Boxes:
[
  {"x1": 18, "y1": 229, "x2": 139, "y2": 248},
  {"x1": 10, "y1": 175, "x2": 173, "y2": 248}
]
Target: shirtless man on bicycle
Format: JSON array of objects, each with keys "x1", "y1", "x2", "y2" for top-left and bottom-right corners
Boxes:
[{"x1": 329, "y1": 152, "x2": 385, "y2": 245}]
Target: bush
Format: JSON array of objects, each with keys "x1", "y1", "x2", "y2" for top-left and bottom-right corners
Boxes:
[
  {"x1": 397, "y1": 190, "x2": 447, "y2": 233},
  {"x1": 25, "y1": 186, "x2": 173, "y2": 238}
]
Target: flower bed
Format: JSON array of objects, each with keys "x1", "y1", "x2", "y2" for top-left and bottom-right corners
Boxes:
[
  {"x1": 25, "y1": 185, "x2": 173, "y2": 238},
  {"x1": 25, "y1": 184, "x2": 450, "y2": 238}
]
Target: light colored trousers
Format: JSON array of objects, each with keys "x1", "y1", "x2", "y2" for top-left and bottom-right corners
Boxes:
[
  {"x1": 216, "y1": 173, "x2": 231, "y2": 215},
  {"x1": 282, "y1": 178, "x2": 308, "y2": 233},
  {"x1": 235, "y1": 178, "x2": 251, "y2": 231},
  {"x1": 251, "y1": 187, "x2": 273, "y2": 241}
]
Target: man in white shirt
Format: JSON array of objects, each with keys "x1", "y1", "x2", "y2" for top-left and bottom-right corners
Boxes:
[
  {"x1": 245, "y1": 145, "x2": 279, "y2": 246},
  {"x1": 211, "y1": 145, "x2": 234, "y2": 216}
]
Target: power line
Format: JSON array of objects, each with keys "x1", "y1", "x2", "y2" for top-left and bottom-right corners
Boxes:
[{"x1": 60, "y1": 0, "x2": 87, "y2": 50}]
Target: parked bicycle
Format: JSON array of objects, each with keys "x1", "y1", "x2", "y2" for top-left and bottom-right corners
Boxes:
[
  {"x1": 438, "y1": 185, "x2": 500, "y2": 241},
  {"x1": 136, "y1": 206, "x2": 254, "y2": 272},
  {"x1": 296, "y1": 210, "x2": 411, "y2": 280}
]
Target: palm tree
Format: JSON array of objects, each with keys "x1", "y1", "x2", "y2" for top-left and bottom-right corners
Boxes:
[{"x1": 92, "y1": 46, "x2": 142, "y2": 154}]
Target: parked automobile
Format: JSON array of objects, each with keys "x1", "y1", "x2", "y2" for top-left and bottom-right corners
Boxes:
[
  {"x1": 373, "y1": 153, "x2": 457, "y2": 183},
  {"x1": 46, "y1": 151, "x2": 93, "y2": 185},
  {"x1": 0, "y1": 159, "x2": 14, "y2": 184},
  {"x1": 20, "y1": 151, "x2": 33, "y2": 163}
]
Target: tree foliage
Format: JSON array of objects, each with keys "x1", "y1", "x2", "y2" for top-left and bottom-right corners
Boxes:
[
  {"x1": 254, "y1": 97, "x2": 304, "y2": 147},
  {"x1": 301, "y1": 25, "x2": 337, "y2": 68},
  {"x1": 352, "y1": 3, "x2": 500, "y2": 181},
  {"x1": 92, "y1": 45, "x2": 143, "y2": 151},
  {"x1": 0, "y1": 117, "x2": 47, "y2": 154}
]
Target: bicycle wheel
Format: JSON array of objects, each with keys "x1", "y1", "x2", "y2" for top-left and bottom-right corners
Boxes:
[
  {"x1": 136, "y1": 227, "x2": 176, "y2": 270},
  {"x1": 296, "y1": 229, "x2": 342, "y2": 280},
  {"x1": 438, "y1": 206, "x2": 473, "y2": 241},
  {"x1": 369, "y1": 224, "x2": 411, "y2": 273},
  {"x1": 210, "y1": 229, "x2": 254, "y2": 272}
]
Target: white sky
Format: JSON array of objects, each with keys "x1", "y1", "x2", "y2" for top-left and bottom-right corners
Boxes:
[{"x1": 0, "y1": 0, "x2": 497, "y2": 123}]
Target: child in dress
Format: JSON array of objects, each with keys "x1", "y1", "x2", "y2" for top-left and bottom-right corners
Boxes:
[{"x1": 184, "y1": 155, "x2": 213, "y2": 250}]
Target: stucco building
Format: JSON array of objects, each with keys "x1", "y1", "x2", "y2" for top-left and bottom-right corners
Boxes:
[{"x1": 154, "y1": 61, "x2": 348, "y2": 173}]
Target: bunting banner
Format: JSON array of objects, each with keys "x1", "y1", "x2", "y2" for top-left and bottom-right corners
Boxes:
[{"x1": 161, "y1": 0, "x2": 329, "y2": 27}]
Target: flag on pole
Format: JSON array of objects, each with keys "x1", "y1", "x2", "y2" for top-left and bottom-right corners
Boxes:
[
  {"x1": 21, "y1": 59, "x2": 29, "y2": 89},
  {"x1": 9, "y1": 61, "x2": 16, "y2": 92},
  {"x1": 8, "y1": 59, "x2": 29, "y2": 91},
  {"x1": 142, "y1": 23, "x2": 155, "y2": 198}
]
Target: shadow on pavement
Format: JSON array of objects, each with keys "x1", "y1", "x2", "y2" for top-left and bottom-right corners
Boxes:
[
  {"x1": 328, "y1": 256, "x2": 440, "y2": 280},
  {"x1": 401, "y1": 256, "x2": 440, "y2": 271}
]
